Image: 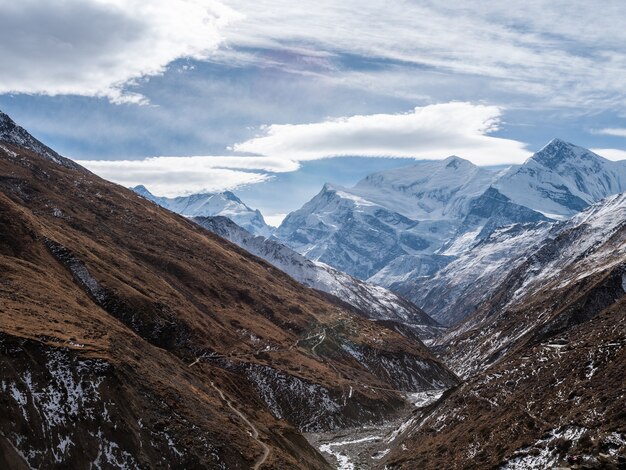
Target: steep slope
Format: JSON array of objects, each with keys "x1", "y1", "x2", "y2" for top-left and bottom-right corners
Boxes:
[
  {"x1": 194, "y1": 216, "x2": 445, "y2": 340},
  {"x1": 133, "y1": 185, "x2": 273, "y2": 237},
  {"x1": 397, "y1": 220, "x2": 553, "y2": 326},
  {"x1": 0, "y1": 110, "x2": 79, "y2": 169},
  {"x1": 439, "y1": 192, "x2": 626, "y2": 377},
  {"x1": 0, "y1": 118, "x2": 458, "y2": 468},
  {"x1": 379, "y1": 193, "x2": 626, "y2": 469}
]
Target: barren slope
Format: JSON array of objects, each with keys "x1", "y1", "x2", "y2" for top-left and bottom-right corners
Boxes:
[{"x1": 0, "y1": 137, "x2": 457, "y2": 468}]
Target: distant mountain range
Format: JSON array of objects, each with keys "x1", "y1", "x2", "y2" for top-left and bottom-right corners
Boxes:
[{"x1": 274, "y1": 139, "x2": 626, "y2": 325}]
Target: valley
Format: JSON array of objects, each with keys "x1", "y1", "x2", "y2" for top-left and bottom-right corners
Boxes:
[{"x1": 0, "y1": 110, "x2": 624, "y2": 469}]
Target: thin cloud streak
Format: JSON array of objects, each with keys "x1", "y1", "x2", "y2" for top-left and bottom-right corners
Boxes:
[
  {"x1": 75, "y1": 155, "x2": 296, "y2": 196},
  {"x1": 594, "y1": 128, "x2": 626, "y2": 138}
]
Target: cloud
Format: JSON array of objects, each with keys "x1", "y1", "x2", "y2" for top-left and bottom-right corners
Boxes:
[
  {"x1": 233, "y1": 102, "x2": 531, "y2": 165},
  {"x1": 0, "y1": 0, "x2": 240, "y2": 103},
  {"x1": 594, "y1": 128, "x2": 626, "y2": 138},
  {"x1": 592, "y1": 148, "x2": 626, "y2": 161},
  {"x1": 218, "y1": 1, "x2": 626, "y2": 109},
  {"x1": 264, "y1": 213, "x2": 288, "y2": 227},
  {"x1": 76, "y1": 155, "x2": 299, "y2": 196}
]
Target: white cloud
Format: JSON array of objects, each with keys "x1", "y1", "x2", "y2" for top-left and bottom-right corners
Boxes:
[
  {"x1": 233, "y1": 102, "x2": 531, "y2": 165},
  {"x1": 218, "y1": 0, "x2": 626, "y2": 109},
  {"x1": 76, "y1": 155, "x2": 298, "y2": 196},
  {"x1": 0, "y1": 0, "x2": 241, "y2": 103},
  {"x1": 594, "y1": 128, "x2": 626, "y2": 138},
  {"x1": 264, "y1": 213, "x2": 288, "y2": 227},
  {"x1": 592, "y1": 148, "x2": 626, "y2": 161}
]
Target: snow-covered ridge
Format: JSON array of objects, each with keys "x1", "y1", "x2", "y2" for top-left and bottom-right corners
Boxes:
[
  {"x1": 132, "y1": 185, "x2": 273, "y2": 237},
  {"x1": 194, "y1": 216, "x2": 444, "y2": 340}
]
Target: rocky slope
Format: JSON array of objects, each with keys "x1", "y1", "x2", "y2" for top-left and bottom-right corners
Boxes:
[
  {"x1": 396, "y1": 220, "x2": 553, "y2": 326},
  {"x1": 0, "y1": 114, "x2": 458, "y2": 468},
  {"x1": 194, "y1": 216, "x2": 445, "y2": 341},
  {"x1": 379, "y1": 192, "x2": 626, "y2": 469},
  {"x1": 133, "y1": 185, "x2": 273, "y2": 237},
  {"x1": 0, "y1": 110, "x2": 79, "y2": 169},
  {"x1": 439, "y1": 192, "x2": 626, "y2": 378}
]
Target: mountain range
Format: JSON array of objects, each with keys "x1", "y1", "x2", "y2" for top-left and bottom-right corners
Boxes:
[
  {"x1": 0, "y1": 109, "x2": 624, "y2": 469},
  {"x1": 275, "y1": 139, "x2": 626, "y2": 325},
  {"x1": 0, "y1": 111, "x2": 458, "y2": 468}
]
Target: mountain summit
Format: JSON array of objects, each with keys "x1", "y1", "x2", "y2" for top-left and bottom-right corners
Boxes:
[{"x1": 495, "y1": 139, "x2": 626, "y2": 218}]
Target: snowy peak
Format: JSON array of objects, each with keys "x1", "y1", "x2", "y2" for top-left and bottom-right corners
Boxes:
[
  {"x1": 530, "y1": 138, "x2": 605, "y2": 171},
  {"x1": 0, "y1": 110, "x2": 78, "y2": 168},
  {"x1": 131, "y1": 186, "x2": 273, "y2": 237},
  {"x1": 495, "y1": 141, "x2": 626, "y2": 218},
  {"x1": 350, "y1": 157, "x2": 498, "y2": 221}
]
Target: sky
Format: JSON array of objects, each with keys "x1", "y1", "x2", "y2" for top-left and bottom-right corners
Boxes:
[{"x1": 1, "y1": 0, "x2": 626, "y2": 225}]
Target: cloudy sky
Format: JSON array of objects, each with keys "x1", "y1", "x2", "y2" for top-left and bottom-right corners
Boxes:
[{"x1": 2, "y1": 0, "x2": 626, "y2": 225}]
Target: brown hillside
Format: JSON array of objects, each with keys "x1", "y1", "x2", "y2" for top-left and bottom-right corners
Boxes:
[{"x1": 0, "y1": 141, "x2": 457, "y2": 468}]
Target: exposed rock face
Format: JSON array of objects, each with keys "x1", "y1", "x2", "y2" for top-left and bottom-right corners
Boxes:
[
  {"x1": 0, "y1": 114, "x2": 458, "y2": 468},
  {"x1": 194, "y1": 216, "x2": 444, "y2": 340}
]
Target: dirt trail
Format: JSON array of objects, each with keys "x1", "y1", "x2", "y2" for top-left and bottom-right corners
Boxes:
[
  {"x1": 189, "y1": 360, "x2": 270, "y2": 469},
  {"x1": 209, "y1": 381, "x2": 271, "y2": 470}
]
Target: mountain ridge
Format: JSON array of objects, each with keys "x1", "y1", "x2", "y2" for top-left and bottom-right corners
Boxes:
[{"x1": 132, "y1": 184, "x2": 274, "y2": 237}]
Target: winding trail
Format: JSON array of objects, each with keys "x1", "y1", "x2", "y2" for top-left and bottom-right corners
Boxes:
[
  {"x1": 189, "y1": 360, "x2": 270, "y2": 469},
  {"x1": 209, "y1": 381, "x2": 270, "y2": 470}
]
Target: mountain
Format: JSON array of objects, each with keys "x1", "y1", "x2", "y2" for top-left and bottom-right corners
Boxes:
[
  {"x1": 396, "y1": 220, "x2": 553, "y2": 326},
  {"x1": 276, "y1": 141, "x2": 626, "y2": 326},
  {"x1": 133, "y1": 185, "x2": 273, "y2": 237},
  {"x1": 377, "y1": 192, "x2": 626, "y2": 469},
  {"x1": 0, "y1": 110, "x2": 79, "y2": 169},
  {"x1": 438, "y1": 191, "x2": 626, "y2": 378},
  {"x1": 194, "y1": 216, "x2": 445, "y2": 341},
  {"x1": 274, "y1": 157, "x2": 500, "y2": 280},
  {"x1": 494, "y1": 139, "x2": 626, "y2": 219},
  {"x1": 0, "y1": 112, "x2": 459, "y2": 468}
]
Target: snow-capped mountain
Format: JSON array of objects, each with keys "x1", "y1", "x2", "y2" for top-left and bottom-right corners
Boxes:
[
  {"x1": 194, "y1": 216, "x2": 444, "y2": 340},
  {"x1": 495, "y1": 139, "x2": 626, "y2": 219},
  {"x1": 276, "y1": 141, "x2": 626, "y2": 322},
  {"x1": 132, "y1": 185, "x2": 273, "y2": 237},
  {"x1": 397, "y1": 220, "x2": 553, "y2": 325},
  {"x1": 275, "y1": 157, "x2": 501, "y2": 279}
]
